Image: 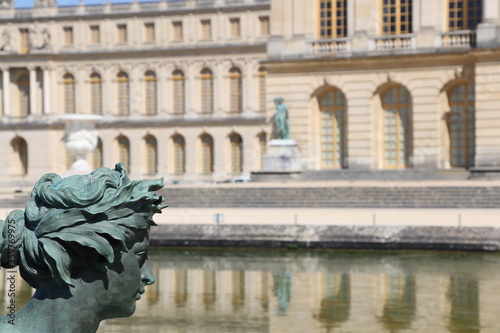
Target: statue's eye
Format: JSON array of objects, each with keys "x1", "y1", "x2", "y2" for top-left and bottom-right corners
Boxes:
[{"x1": 136, "y1": 251, "x2": 147, "y2": 265}]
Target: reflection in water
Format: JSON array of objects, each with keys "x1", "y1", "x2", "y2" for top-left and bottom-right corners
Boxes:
[
  {"x1": 174, "y1": 269, "x2": 187, "y2": 308},
  {"x1": 2, "y1": 250, "x2": 500, "y2": 332},
  {"x1": 231, "y1": 270, "x2": 245, "y2": 310},
  {"x1": 203, "y1": 270, "x2": 216, "y2": 308},
  {"x1": 381, "y1": 274, "x2": 416, "y2": 331},
  {"x1": 273, "y1": 272, "x2": 292, "y2": 316},
  {"x1": 317, "y1": 272, "x2": 350, "y2": 329},
  {"x1": 448, "y1": 276, "x2": 480, "y2": 333}
]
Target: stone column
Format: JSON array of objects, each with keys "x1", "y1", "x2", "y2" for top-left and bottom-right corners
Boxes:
[
  {"x1": 42, "y1": 66, "x2": 51, "y2": 115},
  {"x1": 2, "y1": 67, "x2": 10, "y2": 117},
  {"x1": 477, "y1": 0, "x2": 500, "y2": 46},
  {"x1": 28, "y1": 65, "x2": 38, "y2": 116}
]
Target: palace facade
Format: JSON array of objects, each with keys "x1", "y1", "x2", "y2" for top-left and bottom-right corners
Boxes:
[{"x1": 1, "y1": 0, "x2": 500, "y2": 185}]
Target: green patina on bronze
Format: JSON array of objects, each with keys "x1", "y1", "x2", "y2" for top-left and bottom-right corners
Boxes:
[
  {"x1": 273, "y1": 97, "x2": 290, "y2": 140},
  {"x1": 0, "y1": 163, "x2": 165, "y2": 333}
]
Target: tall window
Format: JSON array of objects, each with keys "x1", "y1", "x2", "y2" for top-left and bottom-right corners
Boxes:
[
  {"x1": 319, "y1": 0, "x2": 347, "y2": 38},
  {"x1": 200, "y1": 68, "x2": 213, "y2": 115},
  {"x1": 229, "y1": 67, "x2": 242, "y2": 114},
  {"x1": 201, "y1": 19, "x2": 212, "y2": 40},
  {"x1": 382, "y1": 86, "x2": 412, "y2": 168},
  {"x1": 145, "y1": 71, "x2": 157, "y2": 116},
  {"x1": 382, "y1": 0, "x2": 413, "y2": 35},
  {"x1": 11, "y1": 137, "x2": 28, "y2": 176},
  {"x1": 144, "y1": 23, "x2": 155, "y2": 43},
  {"x1": 319, "y1": 89, "x2": 347, "y2": 168},
  {"x1": 448, "y1": 0, "x2": 482, "y2": 31},
  {"x1": 117, "y1": 136, "x2": 130, "y2": 172},
  {"x1": 230, "y1": 133, "x2": 243, "y2": 174},
  {"x1": 145, "y1": 135, "x2": 157, "y2": 175},
  {"x1": 173, "y1": 135, "x2": 186, "y2": 175},
  {"x1": 19, "y1": 29, "x2": 29, "y2": 54},
  {"x1": 117, "y1": 71, "x2": 129, "y2": 116},
  {"x1": 17, "y1": 74, "x2": 29, "y2": 117},
  {"x1": 63, "y1": 73, "x2": 75, "y2": 114},
  {"x1": 229, "y1": 18, "x2": 241, "y2": 38},
  {"x1": 92, "y1": 138, "x2": 103, "y2": 170},
  {"x1": 201, "y1": 134, "x2": 214, "y2": 174},
  {"x1": 259, "y1": 16, "x2": 270, "y2": 36},
  {"x1": 117, "y1": 24, "x2": 127, "y2": 44},
  {"x1": 258, "y1": 67, "x2": 267, "y2": 114},
  {"x1": 63, "y1": 27, "x2": 74, "y2": 46},
  {"x1": 448, "y1": 83, "x2": 475, "y2": 167},
  {"x1": 90, "y1": 73, "x2": 102, "y2": 115},
  {"x1": 173, "y1": 70, "x2": 185, "y2": 115},
  {"x1": 90, "y1": 25, "x2": 100, "y2": 44},
  {"x1": 172, "y1": 21, "x2": 183, "y2": 41}
]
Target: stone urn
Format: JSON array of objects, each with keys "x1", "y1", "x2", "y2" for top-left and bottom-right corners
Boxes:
[{"x1": 59, "y1": 114, "x2": 103, "y2": 175}]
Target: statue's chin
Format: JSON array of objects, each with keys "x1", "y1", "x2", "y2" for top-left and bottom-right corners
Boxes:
[{"x1": 102, "y1": 302, "x2": 136, "y2": 320}]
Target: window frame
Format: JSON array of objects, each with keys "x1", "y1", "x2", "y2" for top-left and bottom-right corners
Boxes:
[{"x1": 318, "y1": 0, "x2": 348, "y2": 39}]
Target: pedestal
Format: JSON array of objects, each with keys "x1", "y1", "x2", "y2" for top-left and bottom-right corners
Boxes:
[{"x1": 251, "y1": 139, "x2": 302, "y2": 182}]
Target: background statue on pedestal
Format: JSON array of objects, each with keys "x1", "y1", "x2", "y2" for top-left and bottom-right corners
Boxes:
[
  {"x1": 273, "y1": 97, "x2": 290, "y2": 140},
  {"x1": 0, "y1": 164, "x2": 165, "y2": 333}
]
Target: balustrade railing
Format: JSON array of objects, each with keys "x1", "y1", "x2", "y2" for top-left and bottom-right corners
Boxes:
[
  {"x1": 373, "y1": 34, "x2": 415, "y2": 51},
  {"x1": 310, "y1": 38, "x2": 350, "y2": 55},
  {"x1": 441, "y1": 30, "x2": 476, "y2": 48}
]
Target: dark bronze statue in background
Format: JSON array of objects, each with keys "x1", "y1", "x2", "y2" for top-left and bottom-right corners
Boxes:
[{"x1": 0, "y1": 163, "x2": 165, "y2": 333}]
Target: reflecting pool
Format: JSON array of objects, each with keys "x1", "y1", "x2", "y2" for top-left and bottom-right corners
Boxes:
[{"x1": 3, "y1": 249, "x2": 500, "y2": 332}]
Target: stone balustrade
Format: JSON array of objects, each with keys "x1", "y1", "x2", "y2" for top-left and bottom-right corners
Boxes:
[
  {"x1": 373, "y1": 34, "x2": 415, "y2": 51},
  {"x1": 310, "y1": 38, "x2": 350, "y2": 56},
  {"x1": 441, "y1": 30, "x2": 476, "y2": 48},
  {"x1": 4, "y1": 0, "x2": 270, "y2": 19}
]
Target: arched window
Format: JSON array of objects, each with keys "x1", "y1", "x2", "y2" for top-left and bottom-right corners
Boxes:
[
  {"x1": 258, "y1": 132, "x2": 267, "y2": 169},
  {"x1": 11, "y1": 137, "x2": 28, "y2": 176},
  {"x1": 200, "y1": 134, "x2": 214, "y2": 174},
  {"x1": 448, "y1": 83, "x2": 475, "y2": 167},
  {"x1": 319, "y1": 89, "x2": 347, "y2": 168},
  {"x1": 17, "y1": 74, "x2": 29, "y2": 117},
  {"x1": 318, "y1": 0, "x2": 347, "y2": 38},
  {"x1": 229, "y1": 133, "x2": 243, "y2": 174},
  {"x1": 229, "y1": 67, "x2": 242, "y2": 114},
  {"x1": 258, "y1": 67, "x2": 267, "y2": 114},
  {"x1": 117, "y1": 71, "x2": 129, "y2": 116},
  {"x1": 173, "y1": 134, "x2": 186, "y2": 175},
  {"x1": 448, "y1": 0, "x2": 482, "y2": 31},
  {"x1": 90, "y1": 73, "x2": 102, "y2": 115},
  {"x1": 92, "y1": 137, "x2": 103, "y2": 169},
  {"x1": 381, "y1": 86, "x2": 412, "y2": 168},
  {"x1": 145, "y1": 71, "x2": 157, "y2": 116},
  {"x1": 173, "y1": 69, "x2": 185, "y2": 115},
  {"x1": 145, "y1": 135, "x2": 157, "y2": 175},
  {"x1": 117, "y1": 136, "x2": 130, "y2": 172},
  {"x1": 63, "y1": 73, "x2": 75, "y2": 114},
  {"x1": 381, "y1": 0, "x2": 412, "y2": 35},
  {"x1": 200, "y1": 68, "x2": 213, "y2": 115}
]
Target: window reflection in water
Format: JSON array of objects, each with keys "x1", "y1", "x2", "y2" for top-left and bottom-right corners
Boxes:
[
  {"x1": 315, "y1": 272, "x2": 350, "y2": 329},
  {"x1": 380, "y1": 273, "x2": 416, "y2": 331},
  {"x1": 448, "y1": 276, "x2": 480, "y2": 333},
  {"x1": 203, "y1": 270, "x2": 216, "y2": 309},
  {"x1": 174, "y1": 269, "x2": 188, "y2": 308},
  {"x1": 273, "y1": 272, "x2": 292, "y2": 316},
  {"x1": 232, "y1": 270, "x2": 245, "y2": 310}
]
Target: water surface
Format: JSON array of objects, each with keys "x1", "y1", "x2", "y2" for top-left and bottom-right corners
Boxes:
[{"x1": 2, "y1": 249, "x2": 500, "y2": 332}]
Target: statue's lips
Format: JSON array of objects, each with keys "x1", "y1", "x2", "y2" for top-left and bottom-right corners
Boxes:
[{"x1": 135, "y1": 289, "x2": 145, "y2": 300}]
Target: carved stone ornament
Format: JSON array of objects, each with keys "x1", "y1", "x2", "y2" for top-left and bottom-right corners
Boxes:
[{"x1": 0, "y1": 164, "x2": 165, "y2": 333}]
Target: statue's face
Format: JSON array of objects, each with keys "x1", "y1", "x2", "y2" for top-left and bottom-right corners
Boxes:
[{"x1": 100, "y1": 229, "x2": 155, "y2": 319}]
